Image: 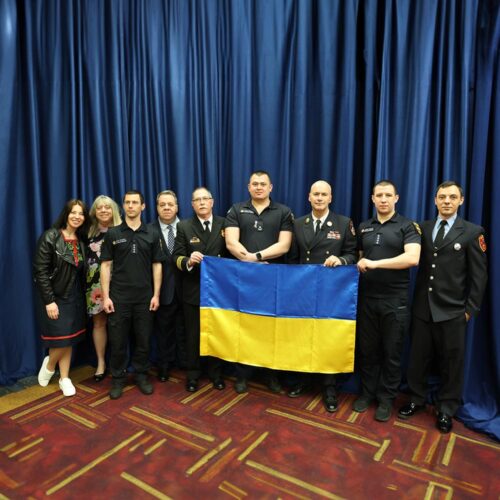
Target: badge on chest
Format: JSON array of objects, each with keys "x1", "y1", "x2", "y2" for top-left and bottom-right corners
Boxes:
[{"x1": 327, "y1": 231, "x2": 341, "y2": 240}]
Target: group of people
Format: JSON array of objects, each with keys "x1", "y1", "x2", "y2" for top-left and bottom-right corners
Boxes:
[{"x1": 33, "y1": 171, "x2": 487, "y2": 434}]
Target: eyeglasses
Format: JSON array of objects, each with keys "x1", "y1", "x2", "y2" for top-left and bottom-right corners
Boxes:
[{"x1": 192, "y1": 196, "x2": 212, "y2": 203}]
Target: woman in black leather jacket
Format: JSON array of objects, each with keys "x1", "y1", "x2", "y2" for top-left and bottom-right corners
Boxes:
[{"x1": 33, "y1": 199, "x2": 89, "y2": 396}]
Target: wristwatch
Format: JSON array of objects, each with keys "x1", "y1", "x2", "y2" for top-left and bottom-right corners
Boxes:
[{"x1": 256, "y1": 252, "x2": 263, "y2": 261}]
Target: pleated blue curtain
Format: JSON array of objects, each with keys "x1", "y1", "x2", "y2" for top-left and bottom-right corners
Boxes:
[{"x1": 0, "y1": 0, "x2": 498, "y2": 438}]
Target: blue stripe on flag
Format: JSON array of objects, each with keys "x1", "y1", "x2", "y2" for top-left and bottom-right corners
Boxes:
[{"x1": 200, "y1": 256, "x2": 358, "y2": 320}]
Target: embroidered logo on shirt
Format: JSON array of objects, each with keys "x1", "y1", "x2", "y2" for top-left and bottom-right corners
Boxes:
[{"x1": 478, "y1": 234, "x2": 487, "y2": 252}]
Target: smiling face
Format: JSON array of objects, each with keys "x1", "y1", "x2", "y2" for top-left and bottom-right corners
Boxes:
[
  {"x1": 435, "y1": 185, "x2": 463, "y2": 219},
  {"x1": 248, "y1": 173, "x2": 272, "y2": 202},
  {"x1": 66, "y1": 203, "x2": 85, "y2": 231},
  {"x1": 95, "y1": 203, "x2": 113, "y2": 226},
  {"x1": 157, "y1": 194, "x2": 178, "y2": 224},
  {"x1": 308, "y1": 181, "x2": 332, "y2": 216}
]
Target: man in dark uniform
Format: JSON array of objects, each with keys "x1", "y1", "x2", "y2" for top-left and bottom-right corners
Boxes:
[
  {"x1": 287, "y1": 180, "x2": 357, "y2": 411},
  {"x1": 101, "y1": 190, "x2": 164, "y2": 400},
  {"x1": 225, "y1": 170, "x2": 294, "y2": 394},
  {"x1": 173, "y1": 187, "x2": 227, "y2": 393},
  {"x1": 399, "y1": 181, "x2": 487, "y2": 433},
  {"x1": 355, "y1": 180, "x2": 421, "y2": 421},
  {"x1": 150, "y1": 190, "x2": 185, "y2": 383}
]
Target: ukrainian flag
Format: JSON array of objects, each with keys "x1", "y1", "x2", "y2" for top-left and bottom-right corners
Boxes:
[{"x1": 200, "y1": 257, "x2": 358, "y2": 373}]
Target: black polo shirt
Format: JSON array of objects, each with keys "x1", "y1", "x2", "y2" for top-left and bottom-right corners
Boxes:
[
  {"x1": 225, "y1": 199, "x2": 293, "y2": 262},
  {"x1": 358, "y1": 213, "x2": 421, "y2": 297},
  {"x1": 100, "y1": 222, "x2": 165, "y2": 303}
]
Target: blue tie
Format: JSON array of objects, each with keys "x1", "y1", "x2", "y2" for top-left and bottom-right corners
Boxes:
[{"x1": 167, "y1": 225, "x2": 174, "y2": 253}]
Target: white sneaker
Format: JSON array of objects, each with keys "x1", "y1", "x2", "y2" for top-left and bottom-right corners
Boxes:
[
  {"x1": 38, "y1": 356, "x2": 55, "y2": 387},
  {"x1": 59, "y1": 378, "x2": 76, "y2": 396}
]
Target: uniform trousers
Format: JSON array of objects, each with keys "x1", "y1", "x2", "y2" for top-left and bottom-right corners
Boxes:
[
  {"x1": 154, "y1": 300, "x2": 180, "y2": 371},
  {"x1": 407, "y1": 314, "x2": 466, "y2": 415},
  {"x1": 183, "y1": 302, "x2": 221, "y2": 381},
  {"x1": 356, "y1": 295, "x2": 408, "y2": 405},
  {"x1": 107, "y1": 302, "x2": 153, "y2": 379}
]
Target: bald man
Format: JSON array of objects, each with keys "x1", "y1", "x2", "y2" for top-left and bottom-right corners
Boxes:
[{"x1": 287, "y1": 180, "x2": 357, "y2": 411}]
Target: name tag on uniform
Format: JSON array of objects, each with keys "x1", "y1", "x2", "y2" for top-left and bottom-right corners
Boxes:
[
  {"x1": 327, "y1": 231, "x2": 341, "y2": 240},
  {"x1": 361, "y1": 227, "x2": 374, "y2": 233},
  {"x1": 190, "y1": 237, "x2": 201, "y2": 243},
  {"x1": 113, "y1": 238, "x2": 127, "y2": 245},
  {"x1": 240, "y1": 209, "x2": 253, "y2": 214}
]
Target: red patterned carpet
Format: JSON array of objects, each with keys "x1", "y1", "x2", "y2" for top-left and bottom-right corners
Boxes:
[{"x1": 1, "y1": 366, "x2": 499, "y2": 499}]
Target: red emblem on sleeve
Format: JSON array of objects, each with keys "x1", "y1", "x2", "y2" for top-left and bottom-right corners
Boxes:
[{"x1": 478, "y1": 234, "x2": 486, "y2": 252}]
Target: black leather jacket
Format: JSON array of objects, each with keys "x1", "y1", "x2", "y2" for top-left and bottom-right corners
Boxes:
[{"x1": 33, "y1": 228, "x2": 87, "y2": 305}]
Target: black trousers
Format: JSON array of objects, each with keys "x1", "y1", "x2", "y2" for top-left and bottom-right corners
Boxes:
[
  {"x1": 356, "y1": 295, "x2": 409, "y2": 405},
  {"x1": 288, "y1": 373, "x2": 337, "y2": 392},
  {"x1": 154, "y1": 301, "x2": 179, "y2": 371},
  {"x1": 407, "y1": 314, "x2": 467, "y2": 415},
  {"x1": 107, "y1": 302, "x2": 154, "y2": 379},
  {"x1": 183, "y1": 302, "x2": 221, "y2": 381}
]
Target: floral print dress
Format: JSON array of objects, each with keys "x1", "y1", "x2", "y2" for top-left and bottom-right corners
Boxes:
[{"x1": 86, "y1": 229, "x2": 108, "y2": 315}]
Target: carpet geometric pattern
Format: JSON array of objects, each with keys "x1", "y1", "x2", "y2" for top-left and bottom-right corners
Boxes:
[{"x1": 1, "y1": 366, "x2": 499, "y2": 499}]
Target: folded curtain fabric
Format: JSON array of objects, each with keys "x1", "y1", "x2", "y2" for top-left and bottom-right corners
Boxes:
[{"x1": 200, "y1": 257, "x2": 358, "y2": 373}]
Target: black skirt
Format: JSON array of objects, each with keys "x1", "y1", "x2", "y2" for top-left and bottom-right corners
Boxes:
[{"x1": 37, "y1": 268, "x2": 87, "y2": 349}]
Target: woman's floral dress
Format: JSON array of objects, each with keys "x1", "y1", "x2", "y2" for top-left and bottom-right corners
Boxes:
[{"x1": 86, "y1": 229, "x2": 107, "y2": 315}]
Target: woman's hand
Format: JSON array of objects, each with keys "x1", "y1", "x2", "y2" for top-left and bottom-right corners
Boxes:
[{"x1": 46, "y1": 302, "x2": 59, "y2": 320}]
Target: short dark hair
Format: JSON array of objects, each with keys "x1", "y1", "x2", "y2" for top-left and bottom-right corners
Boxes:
[
  {"x1": 373, "y1": 179, "x2": 398, "y2": 195},
  {"x1": 52, "y1": 199, "x2": 89, "y2": 240},
  {"x1": 436, "y1": 181, "x2": 463, "y2": 197},
  {"x1": 250, "y1": 170, "x2": 272, "y2": 183},
  {"x1": 123, "y1": 190, "x2": 144, "y2": 204}
]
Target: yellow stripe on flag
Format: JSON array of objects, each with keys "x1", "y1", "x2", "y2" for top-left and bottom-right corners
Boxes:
[{"x1": 200, "y1": 308, "x2": 355, "y2": 373}]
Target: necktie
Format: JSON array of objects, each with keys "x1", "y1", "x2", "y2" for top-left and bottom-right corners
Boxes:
[
  {"x1": 315, "y1": 220, "x2": 321, "y2": 234},
  {"x1": 434, "y1": 220, "x2": 447, "y2": 247},
  {"x1": 167, "y1": 225, "x2": 174, "y2": 253},
  {"x1": 204, "y1": 221, "x2": 210, "y2": 233}
]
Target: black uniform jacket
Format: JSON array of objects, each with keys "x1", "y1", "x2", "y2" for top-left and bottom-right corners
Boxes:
[
  {"x1": 288, "y1": 212, "x2": 357, "y2": 265},
  {"x1": 33, "y1": 228, "x2": 87, "y2": 304},
  {"x1": 412, "y1": 217, "x2": 487, "y2": 322},
  {"x1": 149, "y1": 220, "x2": 180, "y2": 306},
  {"x1": 173, "y1": 215, "x2": 227, "y2": 306}
]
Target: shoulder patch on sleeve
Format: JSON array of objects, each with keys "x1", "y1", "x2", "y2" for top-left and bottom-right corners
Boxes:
[
  {"x1": 478, "y1": 234, "x2": 487, "y2": 252},
  {"x1": 413, "y1": 222, "x2": 422, "y2": 235}
]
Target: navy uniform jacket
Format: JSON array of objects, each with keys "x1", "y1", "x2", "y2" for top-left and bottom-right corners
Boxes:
[
  {"x1": 173, "y1": 215, "x2": 227, "y2": 306},
  {"x1": 412, "y1": 217, "x2": 487, "y2": 322},
  {"x1": 288, "y1": 212, "x2": 357, "y2": 265},
  {"x1": 148, "y1": 220, "x2": 179, "y2": 306}
]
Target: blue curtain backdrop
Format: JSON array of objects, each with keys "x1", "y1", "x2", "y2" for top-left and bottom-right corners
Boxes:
[{"x1": 0, "y1": 0, "x2": 499, "y2": 438}]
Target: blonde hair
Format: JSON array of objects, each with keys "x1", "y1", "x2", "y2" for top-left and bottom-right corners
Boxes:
[{"x1": 88, "y1": 195, "x2": 122, "y2": 238}]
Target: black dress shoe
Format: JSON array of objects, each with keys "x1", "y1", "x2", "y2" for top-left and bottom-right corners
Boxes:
[
  {"x1": 436, "y1": 412, "x2": 453, "y2": 433},
  {"x1": 398, "y1": 402, "x2": 425, "y2": 419},
  {"x1": 186, "y1": 379, "x2": 198, "y2": 392},
  {"x1": 212, "y1": 378, "x2": 226, "y2": 390},
  {"x1": 234, "y1": 378, "x2": 248, "y2": 394},
  {"x1": 94, "y1": 371, "x2": 107, "y2": 383},
  {"x1": 109, "y1": 379, "x2": 126, "y2": 400},
  {"x1": 136, "y1": 376, "x2": 154, "y2": 395},
  {"x1": 287, "y1": 384, "x2": 306, "y2": 398},
  {"x1": 323, "y1": 395, "x2": 338, "y2": 413},
  {"x1": 157, "y1": 368, "x2": 169, "y2": 383}
]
